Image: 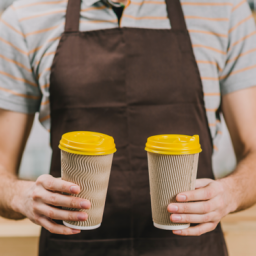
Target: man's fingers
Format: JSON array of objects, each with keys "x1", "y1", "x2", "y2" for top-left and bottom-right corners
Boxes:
[
  {"x1": 33, "y1": 202, "x2": 88, "y2": 222},
  {"x1": 35, "y1": 189, "x2": 91, "y2": 209},
  {"x1": 172, "y1": 222, "x2": 218, "y2": 236},
  {"x1": 176, "y1": 181, "x2": 219, "y2": 202},
  {"x1": 195, "y1": 179, "x2": 213, "y2": 189},
  {"x1": 168, "y1": 197, "x2": 219, "y2": 214},
  {"x1": 170, "y1": 212, "x2": 218, "y2": 224},
  {"x1": 36, "y1": 174, "x2": 80, "y2": 194},
  {"x1": 38, "y1": 216, "x2": 81, "y2": 235}
]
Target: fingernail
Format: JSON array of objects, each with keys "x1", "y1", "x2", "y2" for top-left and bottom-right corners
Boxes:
[
  {"x1": 72, "y1": 229, "x2": 81, "y2": 234},
  {"x1": 78, "y1": 212, "x2": 87, "y2": 221},
  {"x1": 70, "y1": 186, "x2": 79, "y2": 194},
  {"x1": 172, "y1": 215, "x2": 181, "y2": 221},
  {"x1": 80, "y1": 200, "x2": 91, "y2": 209},
  {"x1": 177, "y1": 194, "x2": 186, "y2": 201},
  {"x1": 168, "y1": 205, "x2": 178, "y2": 212},
  {"x1": 173, "y1": 230, "x2": 181, "y2": 234}
]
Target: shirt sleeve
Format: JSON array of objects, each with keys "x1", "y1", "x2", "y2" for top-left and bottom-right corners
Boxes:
[
  {"x1": 219, "y1": 0, "x2": 256, "y2": 95},
  {"x1": 0, "y1": 6, "x2": 42, "y2": 114}
]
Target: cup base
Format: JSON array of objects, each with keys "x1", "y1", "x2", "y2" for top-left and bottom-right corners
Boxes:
[
  {"x1": 63, "y1": 221, "x2": 101, "y2": 230},
  {"x1": 154, "y1": 222, "x2": 190, "y2": 230}
]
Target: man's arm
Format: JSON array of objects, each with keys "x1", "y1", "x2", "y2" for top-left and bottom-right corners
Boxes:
[
  {"x1": 0, "y1": 109, "x2": 91, "y2": 235},
  {"x1": 167, "y1": 86, "x2": 256, "y2": 236},
  {"x1": 221, "y1": 86, "x2": 256, "y2": 212},
  {"x1": 0, "y1": 109, "x2": 34, "y2": 219}
]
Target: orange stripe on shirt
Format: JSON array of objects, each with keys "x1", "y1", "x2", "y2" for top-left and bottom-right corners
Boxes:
[
  {"x1": 206, "y1": 108, "x2": 218, "y2": 112},
  {"x1": 14, "y1": 0, "x2": 68, "y2": 10},
  {"x1": 230, "y1": 31, "x2": 256, "y2": 49},
  {"x1": 196, "y1": 60, "x2": 223, "y2": 72},
  {"x1": 226, "y1": 48, "x2": 256, "y2": 63},
  {"x1": 80, "y1": 19, "x2": 118, "y2": 24},
  {"x1": 41, "y1": 83, "x2": 50, "y2": 89},
  {"x1": 29, "y1": 37, "x2": 60, "y2": 57},
  {"x1": 19, "y1": 9, "x2": 66, "y2": 22},
  {"x1": 39, "y1": 114, "x2": 50, "y2": 122},
  {"x1": 81, "y1": 6, "x2": 107, "y2": 12},
  {"x1": 49, "y1": 36, "x2": 61, "y2": 42},
  {"x1": 0, "y1": 37, "x2": 27, "y2": 55},
  {"x1": 38, "y1": 68, "x2": 51, "y2": 79},
  {"x1": 219, "y1": 64, "x2": 256, "y2": 79},
  {"x1": 188, "y1": 29, "x2": 227, "y2": 38},
  {"x1": 232, "y1": 0, "x2": 246, "y2": 12},
  {"x1": 204, "y1": 92, "x2": 221, "y2": 96},
  {"x1": 0, "y1": 86, "x2": 40, "y2": 100},
  {"x1": 41, "y1": 51, "x2": 56, "y2": 60},
  {"x1": 36, "y1": 52, "x2": 56, "y2": 65},
  {"x1": 181, "y1": 2, "x2": 233, "y2": 6},
  {"x1": 0, "y1": 54, "x2": 32, "y2": 73},
  {"x1": 193, "y1": 44, "x2": 226, "y2": 55},
  {"x1": 130, "y1": 1, "x2": 165, "y2": 6},
  {"x1": 122, "y1": 14, "x2": 168, "y2": 20},
  {"x1": 209, "y1": 123, "x2": 216, "y2": 127},
  {"x1": 229, "y1": 14, "x2": 253, "y2": 33},
  {"x1": 201, "y1": 77, "x2": 219, "y2": 81},
  {"x1": 29, "y1": 46, "x2": 43, "y2": 55},
  {"x1": 41, "y1": 99, "x2": 50, "y2": 106},
  {"x1": 25, "y1": 24, "x2": 63, "y2": 37},
  {"x1": 0, "y1": 18, "x2": 24, "y2": 36},
  {"x1": 185, "y1": 16, "x2": 229, "y2": 21},
  {"x1": 0, "y1": 70, "x2": 37, "y2": 87}
]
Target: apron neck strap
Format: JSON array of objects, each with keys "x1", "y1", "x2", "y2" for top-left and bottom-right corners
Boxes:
[
  {"x1": 65, "y1": 0, "x2": 81, "y2": 32},
  {"x1": 165, "y1": 0, "x2": 187, "y2": 30},
  {"x1": 64, "y1": 0, "x2": 187, "y2": 32}
]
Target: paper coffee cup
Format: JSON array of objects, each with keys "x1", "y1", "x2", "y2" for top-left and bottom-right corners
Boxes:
[
  {"x1": 145, "y1": 134, "x2": 202, "y2": 230},
  {"x1": 59, "y1": 131, "x2": 116, "y2": 230}
]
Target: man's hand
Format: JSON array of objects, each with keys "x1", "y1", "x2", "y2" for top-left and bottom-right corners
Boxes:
[
  {"x1": 13, "y1": 174, "x2": 91, "y2": 235},
  {"x1": 0, "y1": 110, "x2": 91, "y2": 234},
  {"x1": 167, "y1": 178, "x2": 235, "y2": 236}
]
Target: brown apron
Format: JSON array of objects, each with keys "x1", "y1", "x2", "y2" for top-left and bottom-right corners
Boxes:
[{"x1": 39, "y1": 0, "x2": 229, "y2": 255}]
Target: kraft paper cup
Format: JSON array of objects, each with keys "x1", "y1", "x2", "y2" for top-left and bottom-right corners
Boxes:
[
  {"x1": 145, "y1": 134, "x2": 202, "y2": 230},
  {"x1": 59, "y1": 131, "x2": 116, "y2": 230}
]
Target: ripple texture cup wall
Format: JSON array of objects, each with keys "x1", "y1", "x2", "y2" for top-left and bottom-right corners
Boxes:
[
  {"x1": 61, "y1": 150, "x2": 114, "y2": 229},
  {"x1": 147, "y1": 152, "x2": 199, "y2": 230}
]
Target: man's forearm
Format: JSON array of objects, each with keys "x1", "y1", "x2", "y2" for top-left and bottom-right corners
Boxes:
[
  {"x1": 0, "y1": 166, "x2": 32, "y2": 219},
  {"x1": 220, "y1": 150, "x2": 256, "y2": 213}
]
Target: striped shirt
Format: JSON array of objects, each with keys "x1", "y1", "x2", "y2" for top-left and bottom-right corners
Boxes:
[{"x1": 0, "y1": 0, "x2": 256, "y2": 150}]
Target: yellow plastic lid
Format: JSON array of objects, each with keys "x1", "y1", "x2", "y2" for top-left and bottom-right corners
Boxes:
[
  {"x1": 59, "y1": 131, "x2": 116, "y2": 156},
  {"x1": 145, "y1": 134, "x2": 202, "y2": 155}
]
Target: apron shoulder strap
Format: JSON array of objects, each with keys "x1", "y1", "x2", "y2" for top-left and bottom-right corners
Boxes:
[
  {"x1": 65, "y1": 0, "x2": 81, "y2": 32},
  {"x1": 166, "y1": 0, "x2": 187, "y2": 30}
]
